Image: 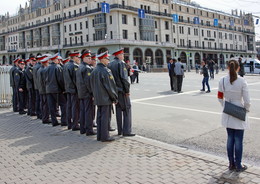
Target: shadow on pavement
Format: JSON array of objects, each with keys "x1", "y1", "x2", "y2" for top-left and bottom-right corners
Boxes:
[{"x1": 0, "y1": 111, "x2": 110, "y2": 165}]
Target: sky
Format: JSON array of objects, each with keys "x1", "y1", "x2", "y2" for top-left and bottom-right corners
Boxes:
[{"x1": 0, "y1": 0, "x2": 260, "y2": 39}]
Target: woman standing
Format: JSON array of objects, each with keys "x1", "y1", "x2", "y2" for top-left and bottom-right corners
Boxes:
[{"x1": 217, "y1": 60, "x2": 251, "y2": 172}]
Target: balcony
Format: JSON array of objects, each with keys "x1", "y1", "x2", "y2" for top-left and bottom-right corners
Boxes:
[{"x1": 63, "y1": 43, "x2": 84, "y2": 48}]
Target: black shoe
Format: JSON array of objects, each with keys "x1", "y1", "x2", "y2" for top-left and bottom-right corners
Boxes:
[
  {"x1": 61, "y1": 123, "x2": 67, "y2": 126},
  {"x1": 109, "y1": 127, "x2": 116, "y2": 131},
  {"x1": 229, "y1": 163, "x2": 236, "y2": 171},
  {"x1": 200, "y1": 89, "x2": 205, "y2": 92},
  {"x1": 123, "y1": 133, "x2": 136, "y2": 137},
  {"x1": 14, "y1": 110, "x2": 19, "y2": 112},
  {"x1": 93, "y1": 124, "x2": 97, "y2": 127},
  {"x1": 19, "y1": 111, "x2": 27, "y2": 115},
  {"x1": 56, "y1": 114, "x2": 61, "y2": 117},
  {"x1": 72, "y1": 126, "x2": 80, "y2": 131},
  {"x1": 118, "y1": 132, "x2": 122, "y2": 136},
  {"x1": 42, "y1": 121, "x2": 51, "y2": 124},
  {"x1": 30, "y1": 113, "x2": 37, "y2": 116},
  {"x1": 206, "y1": 90, "x2": 211, "y2": 93},
  {"x1": 52, "y1": 123, "x2": 61, "y2": 127},
  {"x1": 86, "y1": 131, "x2": 97, "y2": 136},
  {"x1": 80, "y1": 131, "x2": 86, "y2": 135},
  {"x1": 236, "y1": 165, "x2": 247, "y2": 172},
  {"x1": 101, "y1": 137, "x2": 115, "y2": 142}
]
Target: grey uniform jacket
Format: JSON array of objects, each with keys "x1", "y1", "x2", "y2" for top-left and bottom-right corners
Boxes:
[
  {"x1": 63, "y1": 60, "x2": 78, "y2": 94},
  {"x1": 32, "y1": 62, "x2": 42, "y2": 90},
  {"x1": 9, "y1": 65, "x2": 17, "y2": 87},
  {"x1": 25, "y1": 64, "x2": 34, "y2": 90},
  {"x1": 45, "y1": 62, "x2": 65, "y2": 94},
  {"x1": 108, "y1": 58, "x2": 130, "y2": 94},
  {"x1": 76, "y1": 62, "x2": 93, "y2": 99},
  {"x1": 90, "y1": 63, "x2": 118, "y2": 106},
  {"x1": 37, "y1": 66, "x2": 47, "y2": 95}
]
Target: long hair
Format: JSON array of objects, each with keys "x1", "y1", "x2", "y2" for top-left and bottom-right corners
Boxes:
[{"x1": 228, "y1": 60, "x2": 239, "y2": 84}]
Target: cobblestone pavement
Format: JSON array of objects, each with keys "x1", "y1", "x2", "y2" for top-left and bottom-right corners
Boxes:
[{"x1": 0, "y1": 109, "x2": 260, "y2": 184}]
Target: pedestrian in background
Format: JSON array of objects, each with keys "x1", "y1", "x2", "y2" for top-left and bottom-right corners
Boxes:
[
  {"x1": 132, "y1": 62, "x2": 140, "y2": 83},
  {"x1": 217, "y1": 59, "x2": 250, "y2": 172},
  {"x1": 174, "y1": 58, "x2": 184, "y2": 93},
  {"x1": 208, "y1": 60, "x2": 215, "y2": 79},
  {"x1": 238, "y1": 57, "x2": 245, "y2": 77},
  {"x1": 168, "y1": 58, "x2": 177, "y2": 91},
  {"x1": 200, "y1": 61, "x2": 210, "y2": 93}
]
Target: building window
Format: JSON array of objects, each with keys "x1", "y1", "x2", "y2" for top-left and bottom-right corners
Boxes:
[
  {"x1": 92, "y1": 19, "x2": 95, "y2": 27},
  {"x1": 123, "y1": 30, "x2": 128, "y2": 39},
  {"x1": 75, "y1": 23, "x2": 77, "y2": 31},
  {"x1": 110, "y1": 31, "x2": 113, "y2": 39},
  {"x1": 122, "y1": 15, "x2": 127, "y2": 24},
  {"x1": 201, "y1": 30, "x2": 204, "y2": 37},
  {"x1": 69, "y1": 25, "x2": 72, "y2": 32},
  {"x1": 133, "y1": 18, "x2": 137, "y2": 26},
  {"x1": 80, "y1": 22, "x2": 82, "y2": 30},
  {"x1": 165, "y1": 34, "x2": 169, "y2": 42},
  {"x1": 188, "y1": 27, "x2": 190, "y2": 35},
  {"x1": 86, "y1": 21, "x2": 88, "y2": 28},
  {"x1": 155, "y1": 21, "x2": 157, "y2": 29},
  {"x1": 165, "y1": 21, "x2": 169, "y2": 30},
  {"x1": 110, "y1": 16, "x2": 112, "y2": 24},
  {"x1": 134, "y1": 32, "x2": 137, "y2": 40},
  {"x1": 156, "y1": 35, "x2": 158, "y2": 42},
  {"x1": 64, "y1": 26, "x2": 67, "y2": 33},
  {"x1": 173, "y1": 25, "x2": 175, "y2": 33}
]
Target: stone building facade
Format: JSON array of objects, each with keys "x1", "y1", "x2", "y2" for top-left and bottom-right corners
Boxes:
[{"x1": 0, "y1": 0, "x2": 257, "y2": 69}]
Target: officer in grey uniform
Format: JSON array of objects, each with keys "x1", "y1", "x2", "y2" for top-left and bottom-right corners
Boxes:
[
  {"x1": 46, "y1": 53, "x2": 67, "y2": 127},
  {"x1": 108, "y1": 49, "x2": 135, "y2": 136},
  {"x1": 25, "y1": 56, "x2": 37, "y2": 116},
  {"x1": 63, "y1": 52, "x2": 80, "y2": 131},
  {"x1": 90, "y1": 52, "x2": 118, "y2": 142},
  {"x1": 14, "y1": 60, "x2": 27, "y2": 115},
  {"x1": 33, "y1": 55, "x2": 45, "y2": 119},
  {"x1": 9, "y1": 58, "x2": 19, "y2": 112},
  {"x1": 37, "y1": 56, "x2": 50, "y2": 124},
  {"x1": 76, "y1": 50, "x2": 96, "y2": 135}
]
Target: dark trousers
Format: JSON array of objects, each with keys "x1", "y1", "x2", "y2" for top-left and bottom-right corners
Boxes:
[
  {"x1": 80, "y1": 97, "x2": 94, "y2": 134},
  {"x1": 12, "y1": 87, "x2": 19, "y2": 112},
  {"x1": 116, "y1": 93, "x2": 132, "y2": 135},
  {"x1": 133, "y1": 73, "x2": 139, "y2": 83},
  {"x1": 96, "y1": 105, "x2": 110, "y2": 141},
  {"x1": 202, "y1": 77, "x2": 210, "y2": 91},
  {"x1": 47, "y1": 93, "x2": 67, "y2": 125},
  {"x1": 40, "y1": 94, "x2": 49, "y2": 123},
  {"x1": 176, "y1": 75, "x2": 183, "y2": 92},
  {"x1": 35, "y1": 90, "x2": 42, "y2": 119},
  {"x1": 66, "y1": 93, "x2": 72, "y2": 127},
  {"x1": 71, "y1": 93, "x2": 80, "y2": 129},
  {"x1": 28, "y1": 88, "x2": 36, "y2": 115},
  {"x1": 226, "y1": 128, "x2": 244, "y2": 169},
  {"x1": 169, "y1": 75, "x2": 177, "y2": 91},
  {"x1": 18, "y1": 90, "x2": 25, "y2": 112},
  {"x1": 210, "y1": 69, "x2": 214, "y2": 79}
]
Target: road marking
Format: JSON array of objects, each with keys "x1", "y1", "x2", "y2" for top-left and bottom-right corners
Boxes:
[
  {"x1": 134, "y1": 101, "x2": 260, "y2": 121},
  {"x1": 132, "y1": 88, "x2": 218, "y2": 102},
  {"x1": 132, "y1": 81, "x2": 260, "y2": 103}
]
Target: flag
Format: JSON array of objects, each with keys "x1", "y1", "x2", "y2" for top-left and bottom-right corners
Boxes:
[
  {"x1": 244, "y1": 19, "x2": 249, "y2": 25},
  {"x1": 214, "y1": 19, "x2": 218, "y2": 27},
  {"x1": 138, "y1": 9, "x2": 145, "y2": 19},
  {"x1": 230, "y1": 20, "x2": 234, "y2": 27},
  {"x1": 193, "y1": 17, "x2": 199, "y2": 24},
  {"x1": 172, "y1": 14, "x2": 178, "y2": 23}
]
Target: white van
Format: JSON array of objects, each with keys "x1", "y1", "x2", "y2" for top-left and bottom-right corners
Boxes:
[{"x1": 244, "y1": 59, "x2": 260, "y2": 74}]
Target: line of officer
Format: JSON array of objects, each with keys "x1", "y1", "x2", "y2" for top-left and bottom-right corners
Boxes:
[
  {"x1": 76, "y1": 50, "x2": 97, "y2": 135},
  {"x1": 25, "y1": 56, "x2": 37, "y2": 116},
  {"x1": 63, "y1": 52, "x2": 80, "y2": 131},
  {"x1": 46, "y1": 53, "x2": 67, "y2": 127},
  {"x1": 14, "y1": 60, "x2": 27, "y2": 114},
  {"x1": 108, "y1": 49, "x2": 135, "y2": 137},
  {"x1": 90, "y1": 52, "x2": 118, "y2": 142},
  {"x1": 9, "y1": 58, "x2": 19, "y2": 112},
  {"x1": 33, "y1": 55, "x2": 44, "y2": 119},
  {"x1": 37, "y1": 55, "x2": 51, "y2": 124}
]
